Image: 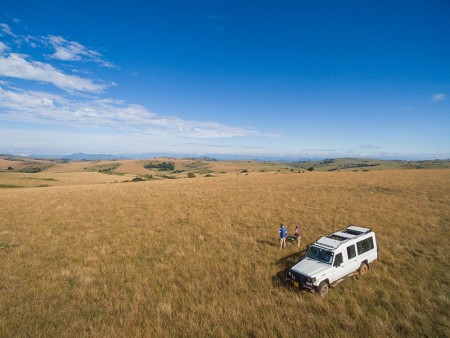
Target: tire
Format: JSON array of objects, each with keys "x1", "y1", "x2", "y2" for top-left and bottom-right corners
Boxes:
[
  {"x1": 359, "y1": 262, "x2": 369, "y2": 275},
  {"x1": 317, "y1": 281, "x2": 329, "y2": 297}
]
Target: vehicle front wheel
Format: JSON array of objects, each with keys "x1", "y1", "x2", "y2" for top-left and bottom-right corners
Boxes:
[
  {"x1": 317, "y1": 281, "x2": 329, "y2": 297},
  {"x1": 359, "y1": 262, "x2": 369, "y2": 275}
]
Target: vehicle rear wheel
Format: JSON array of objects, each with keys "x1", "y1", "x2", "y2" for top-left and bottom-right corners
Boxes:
[
  {"x1": 359, "y1": 262, "x2": 369, "y2": 275},
  {"x1": 317, "y1": 281, "x2": 329, "y2": 296}
]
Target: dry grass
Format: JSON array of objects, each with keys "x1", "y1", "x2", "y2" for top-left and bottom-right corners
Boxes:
[
  {"x1": 115, "y1": 160, "x2": 155, "y2": 175},
  {"x1": 46, "y1": 161, "x2": 96, "y2": 173},
  {"x1": 0, "y1": 170, "x2": 449, "y2": 337},
  {"x1": 0, "y1": 172, "x2": 131, "y2": 188},
  {"x1": 0, "y1": 158, "x2": 53, "y2": 172}
]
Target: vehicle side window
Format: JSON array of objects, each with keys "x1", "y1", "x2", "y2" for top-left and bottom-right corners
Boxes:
[
  {"x1": 333, "y1": 253, "x2": 343, "y2": 267},
  {"x1": 356, "y1": 237, "x2": 375, "y2": 255},
  {"x1": 347, "y1": 244, "x2": 356, "y2": 259}
]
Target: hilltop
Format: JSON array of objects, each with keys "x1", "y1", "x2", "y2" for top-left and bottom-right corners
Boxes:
[{"x1": 1, "y1": 155, "x2": 450, "y2": 189}]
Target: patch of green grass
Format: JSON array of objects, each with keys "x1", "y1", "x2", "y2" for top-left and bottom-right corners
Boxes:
[
  {"x1": 84, "y1": 163, "x2": 121, "y2": 174},
  {"x1": 0, "y1": 241, "x2": 19, "y2": 251},
  {"x1": 19, "y1": 164, "x2": 52, "y2": 173},
  {"x1": 0, "y1": 184, "x2": 22, "y2": 188},
  {"x1": 21, "y1": 177, "x2": 58, "y2": 181},
  {"x1": 160, "y1": 174, "x2": 176, "y2": 179},
  {"x1": 290, "y1": 158, "x2": 450, "y2": 171},
  {"x1": 184, "y1": 161, "x2": 205, "y2": 169}
]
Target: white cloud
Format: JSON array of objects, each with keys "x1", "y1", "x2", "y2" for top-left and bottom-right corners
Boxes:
[
  {"x1": 0, "y1": 86, "x2": 260, "y2": 138},
  {"x1": 0, "y1": 41, "x2": 9, "y2": 53},
  {"x1": 0, "y1": 23, "x2": 17, "y2": 37},
  {"x1": 432, "y1": 93, "x2": 446, "y2": 102},
  {"x1": 0, "y1": 21, "x2": 266, "y2": 148},
  {"x1": 45, "y1": 35, "x2": 115, "y2": 68},
  {"x1": 1, "y1": 23, "x2": 115, "y2": 67},
  {"x1": 358, "y1": 145, "x2": 381, "y2": 149},
  {"x1": 0, "y1": 50, "x2": 106, "y2": 93}
]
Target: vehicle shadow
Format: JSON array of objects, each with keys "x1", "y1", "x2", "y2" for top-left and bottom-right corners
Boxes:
[
  {"x1": 276, "y1": 249, "x2": 307, "y2": 269},
  {"x1": 272, "y1": 249, "x2": 308, "y2": 291}
]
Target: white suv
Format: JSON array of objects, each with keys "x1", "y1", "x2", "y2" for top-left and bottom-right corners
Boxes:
[{"x1": 288, "y1": 225, "x2": 378, "y2": 296}]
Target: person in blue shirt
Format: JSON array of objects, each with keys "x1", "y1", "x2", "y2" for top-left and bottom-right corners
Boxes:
[{"x1": 279, "y1": 224, "x2": 287, "y2": 249}]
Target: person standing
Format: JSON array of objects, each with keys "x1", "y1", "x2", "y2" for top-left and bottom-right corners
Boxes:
[
  {"x1": 295, "y1": 226, "x2": 302, "y2": 247},
  {"x1": 279, "y1": 224, "x2": 287, "y2": 249}
]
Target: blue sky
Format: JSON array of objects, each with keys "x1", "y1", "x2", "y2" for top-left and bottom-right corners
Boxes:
[{"x1": 0, "y1": 0, "x2": 449, "y2": 159}]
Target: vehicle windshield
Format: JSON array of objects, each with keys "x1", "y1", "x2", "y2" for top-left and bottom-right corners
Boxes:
[{"x1": 306, "y1": 246, "x2": 334, "y2": 264}]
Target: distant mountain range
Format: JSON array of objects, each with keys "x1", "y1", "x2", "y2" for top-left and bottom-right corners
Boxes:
[
  {"x1": 28, "y1": 152, "x2": 322, "y2": 162},
  {"x1": 62, "y1": 153, "x2": 129, "y2": 161},
  {"x1": 2, "y1": 152, "x2": 449, "y2": 162}
]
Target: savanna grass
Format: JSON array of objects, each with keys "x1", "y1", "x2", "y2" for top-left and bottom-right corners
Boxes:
[{"x1": 0, "y1": 170, "x2": 449, "y2": 337}]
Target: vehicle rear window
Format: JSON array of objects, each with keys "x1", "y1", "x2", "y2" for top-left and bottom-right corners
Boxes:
[
  {"x1": 347, "y1": 244, "x2": 356, "y2": 259},
  {"x1": 356, "y1": 237, "x2": 374, "y2": 255}
]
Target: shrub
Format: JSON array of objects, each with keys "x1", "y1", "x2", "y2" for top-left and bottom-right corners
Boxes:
[
  {"x1": 131, "y1": 177, "x2": 146, "y2": 182},
  {"x1": 307, "y1": 167, "x2": 314, "y2": 171},
  {"x1": 321, "y1": 159, "x2": 335, "y2": 164},
  {"x1": 0, "y1": 184, "x2": 21, "y2": 188},
  {"x1": 19, "y1": 166, "x2": 47, "y2": 173},
  {"x1": 144, "y1": 161, "x2": 174, "y2": 171},
  {"x1": 161, "y1": 175, "x2": 176, "y2": 179},
  {"x1": 187, "y1": 172, "x2": 196, "y2": 178}
]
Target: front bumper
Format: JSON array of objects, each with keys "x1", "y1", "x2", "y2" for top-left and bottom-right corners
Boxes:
[{"x1": 288, "y1": 270, "x2": 314, "y2": 289}]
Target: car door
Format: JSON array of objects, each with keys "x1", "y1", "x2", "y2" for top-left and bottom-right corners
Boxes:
[
  {"x1": 345, "y1": 244, "x2": 360, "y2": 273},
  {"x1": 332, "y1": 251, "x2": 348, "y2": 282}
]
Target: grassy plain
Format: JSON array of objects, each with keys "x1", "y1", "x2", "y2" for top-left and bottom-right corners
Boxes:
[{"x1": 0, "y1": 169, "x2": 449, "y2": 337}]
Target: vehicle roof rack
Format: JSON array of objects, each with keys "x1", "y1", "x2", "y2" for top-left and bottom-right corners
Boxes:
[
  {"x1": 343, "y1": 225, "x2": 372, "y2": 235},
  {"x1": 314, "y1": 225, "x2": 373, "y2": 250}
]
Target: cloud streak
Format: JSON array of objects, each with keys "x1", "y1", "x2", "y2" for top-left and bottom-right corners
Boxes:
[
  {"x1": 0, "y1": 22, "x2": 115, "y2": 68},
  {"x1": 0, "y1": 23, "x2": 17, "y2": 37},
  {"x1": 0, "y1": 44, "x2": 106, "y2": 93},
  {"x1": 432, "y1": 93, "x2": 446, "y2": 102},
  {"x1": 45, "y1": 35, "x2": 115, "y2": 68},
  {"x1": 358, "y1": 145, "x2": 381, "y2": 149},
  {"x1": 0, "y1": 86, "x2": 261, "y2": 138}
]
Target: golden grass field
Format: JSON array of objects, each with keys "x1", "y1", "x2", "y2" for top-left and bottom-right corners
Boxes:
[{"x1": 0, "y1": 167, "x2": 449, "y2": 337}]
